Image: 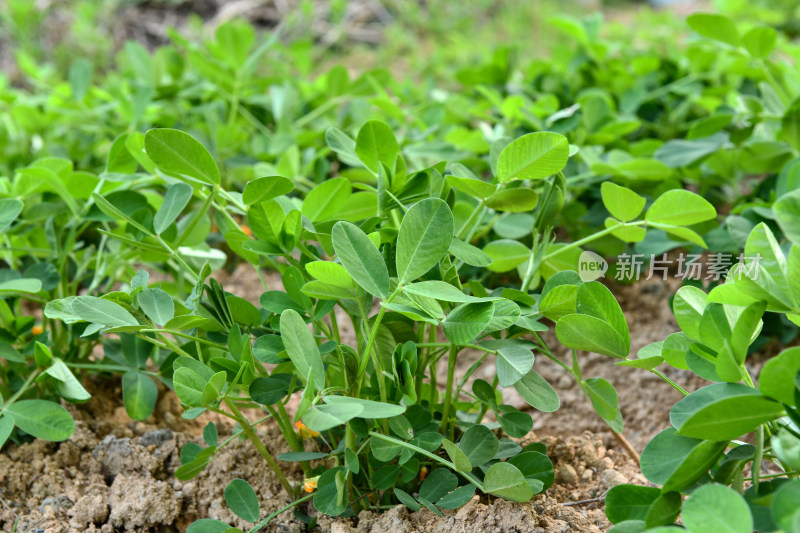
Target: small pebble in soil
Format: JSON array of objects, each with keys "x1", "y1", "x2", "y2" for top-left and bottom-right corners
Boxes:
[
  {"x1": 140, "y1": 428, "x2": 173, "y2": 447},
  {"x1": 557, "y1": 464, "x2": 578, "y2": 485},
  {"x1": 601, "y1": 469, "x2": 627, "y2": 489}
]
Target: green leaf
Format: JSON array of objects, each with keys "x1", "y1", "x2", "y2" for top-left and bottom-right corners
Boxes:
[
  {"x1": 71, "y1": 296, "x2": 138, "y2": 327},
  {"x1": 449, "y1": 238, "x2": 493, "y2": 267},
  {"x1": 203, "y1": 422, "x2": 218, "y2": 446},
  {"x1": 483, "y1": 462, "x2": 534, "y2": 502},
  {"x1": 138, "y1": 288, "x2": 175, "y2": 325},
  {"x1": 301, "y1": 177, "x2": 351, "y2": 222},
  {"x1": 187, "y1": 519, "x2": 234, "y2": 533},
  {"x1": 165, "y1": 315, "x2": 211, "y2": 330},
  {"x1": 585, "y1": 377, "x2": 619, "y2": 422},
  {"x1": 403, "y1": 281, "x2": 499, "y2": 303},
  {"x1": 773, "y1": 430, "x2": 800, "y2": 472},
  {"x1": 485, "y1": 188, "x2": 538, "y2": 212},
  {"x1": 443, "y1": 301, "x2": 495, "y2": 344},
  {"x1": 646, "y1": 190, "x2": 716, "y2": 226},
  {"x1": 539, "y1": 284, "x2": 579, "y2": 321},
  {"x1": 499, "y1": 411, "x2": 533, "y2": 438},
  {"x1": 0, "y1": 198, "x2": 23, "y2": 232},
  {"x1": 324, "y1": 396, "x2": 406, "y2": 418},
  {"x1": 0, "y1": 278, "x2": 43, "y2": 295},
  {"x1": 242, "y1": 176, "x2": 293, "y2": 205},
  {"x1": 394, "y1": 488, "x2": 421, "y2": 512},
  {"x1": 437, "y1": 484, "x2": 477, "y2": 510},
  {"x1": 508, "y1": 451, "x2": 553, "y2": 492},
  {"x1": 355, "y1": 120, "x2": 399, "y2": 173},
  {"x1": 773, "y1": 189, "x2": 800, "y2": 244},
  {"x1": 446, "y1": 173, "x2": 496, "y2": 199},
  {"x1": 576, "y1": 282, "x2": 629, "y2": 351},
  {"x1": 744, "y1": 223, "x2": 794, "y2": 311},
  {"x1": 601, "y1": 182, "x2": 645, "y2": 222},
  {"x1": 458, "y1": 425, "x2": 499, "y2": 467},
  {"x1": 645, "y1": 492, "x2": 682, "y2": 528},
  {"x1": 673, "y1": 286, "x2": 707, "y2": 340},
  {"x1": 556, "y1": 314, "x2": 629, "y2": 358},
  {"x1": 484, "y1": 239, "x2": 530, "y2": 272},
  {"x1": 372, "y1": 465, "x2": 401, "y2": 490},
  {"x1": 173, "y1": 367, "x2": 209, "y2": 407},
  {"x1": 371, "y1": 434, "x2": 402, "y2": 462},
  {"x1": 332, "y1": 221, "x2": 389, "y2": 299},
  {"x1": 759, "y1": 347, "x2": 800, "y2": 405},
  {"x1": 670, "y1": 383, "x2": 784, "y2": 440},
  {"x1": 771, "y1": 479, "x2": 800, "y2": 533},
  {"x1": 640, "y1": 428, "x2": 727, "y2": 491},
  {"x1": 249, "y1": 376, "x2": 290, "y2": 405},
  {"x1": 280, "y1": 309, "x2": 326, "y2": 391},
  {"x1": 513, "y1": 370, "x2": 560, "y2": 412},
  {"x1": 346, "y1": 448, "x2": 360, "y2": 474},
  {"x1": 122, "y1": 371, "x2": 158, "y2": 421},
  {"x1": 301, "y1": 281, "x2": 354, "y2": 300},
  {"x1": 605, "y1": 218, "x2": 647, "y2": 243},
  {"x1": 487, "y1": 299, "x2": 521, "y2": 331},
  {"x1": 326, "y1": 127, "x2": 359, "y2": 166},
  {"x1": 441, "y1": 438, "x2": 472, "y2": 472},
  {"x1": 305, "y1": 261, "x2": 355, "y2": 289},
  {"x1": 68, "y1": 57, "x2": 93, "y2": 100},
  {"x1": 44, "y1": 358, "x2": 91, "y2": 402},
  {"x1": 154, "y1": 182, "x2": 193, "y2": 234},
  {"x1": 420, "y1": 468, "x2": 458, "y2": 503},
  {"x1": 0, "y1": 416, "x2": 14, "y2": 449},
  {"x1": 144, "y1": 129, "x2": 220, "y2": 185},
  {"x1": 687, "y1": 13, "x2": 740, "y2": 47},
  {"x1": 655, "y1": 133, "x2": 727, "y2": 168},
  {"x1": 682, "y1": 484, "x2": 752, "y2": 533},
  {"x1": 743, "y1": 26, "x2": 777, "y2": 58},
  {"x1": 302, "y1": 403, "x2": 364, "y2": 432},
  {"x1": 396, "y1": 198, "x2": 455, "y2": 284},
  {"x1": 496, "y1": 132, "x2": 569, "y2": 182},
  {"x1": 480, "y1": 340, "x2": 534, "y2": 387},
  {"x1": 4, "y1": 400, "x2": 74, "y2": 441},
  {"x1": 605, "y1": 484, "x2": 661, "y2": 524},
  {"x1": 224, "y1": 479, "x2": 260, "y2": 522}
]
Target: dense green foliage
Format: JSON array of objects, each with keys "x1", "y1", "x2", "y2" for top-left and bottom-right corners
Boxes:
[{"x1": 2, "y1": 2, "x2": 800, "y2": 532}]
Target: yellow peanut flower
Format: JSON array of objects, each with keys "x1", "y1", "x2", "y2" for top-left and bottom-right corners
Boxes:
[
  {"x1": 303, "y1": 476, "x2": 319, "y2": 493},
  {"x1": 296, "y1": 421, "x2": 320, "y2": 438}
]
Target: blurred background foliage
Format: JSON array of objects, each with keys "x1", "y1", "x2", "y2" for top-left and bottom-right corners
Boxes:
[{"x1": 2, "y1": 0, "x2": 798, "y2": 86}]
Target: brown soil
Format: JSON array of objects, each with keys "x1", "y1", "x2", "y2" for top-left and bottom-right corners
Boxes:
[
  {"x1": 0, "y1": 266, "x2": 734, "y2": 533},
  {"x1": 0, "y1": 378, "x2": 641, "y2": 533}
]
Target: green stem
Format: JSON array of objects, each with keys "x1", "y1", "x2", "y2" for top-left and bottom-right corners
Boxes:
[
  {"x1": 456, "y1": 199, "x2": 488, "y2": 240},
  {"x1": 245, "y1": 493, "x2": 314, "y2": 533},
  {"x1": 225, "y1": 399, "x2": 295, "y2": 497},
  {"x1": 542, "y1": 221, "x2": 643, "y2": 264},
  {"x1": 753, "y1": 425, "x2": 764, "y2": 495},
  {"x1": 440, "y1": 344, "x2": 459, "y2": 438},
  {"x1": 145, "y1": 329, "x2": 227, "y2": 349},
  {"x1": 474, "y1": 375, "x2": 498, "y2": 425},
  {"x1": 650, "y1": 368, "x2": 689, "y2": 396},
  {"x1": 175, "y1": 188, "x2": 216, "y2": 248},
  {"x1": 357, "y1": 288, "x2": 401, "y2": 398},
  {"x1": 0, "y1": 369, "x2": 40, "y2": 415},
  {"x1": 368, "y1": 431, "x2": 485, "y2": 490},
  {"x1": 532, "y1": 333, "x2": 573, "y2": 373},
  {"x1": 156, "y1": 234, "x2": 200, "y2": 282}
]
